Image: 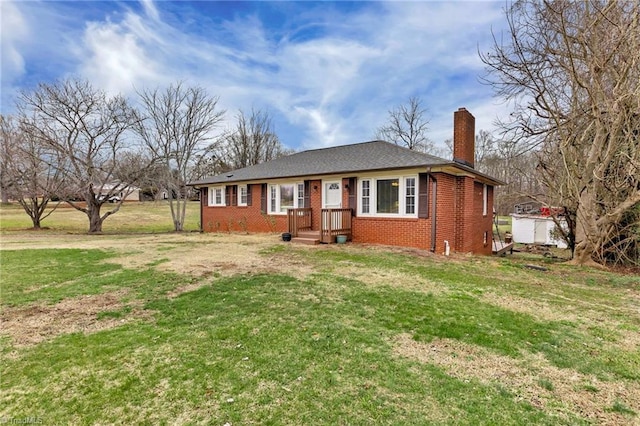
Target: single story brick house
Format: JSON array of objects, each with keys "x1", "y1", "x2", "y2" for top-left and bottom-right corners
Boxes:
[{"x1": 189, "y1": 108, "x2": 503, "y2": 255}]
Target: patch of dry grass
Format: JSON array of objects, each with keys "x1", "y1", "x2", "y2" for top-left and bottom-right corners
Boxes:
[
  {"x1": 393, "y1": 333, "x2": 640, "y2": 425},
  {"x1": 0, "y1": 290, "x2": 152, "y2": 348}
]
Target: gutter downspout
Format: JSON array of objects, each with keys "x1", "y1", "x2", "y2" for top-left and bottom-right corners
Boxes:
[{"x1": 429, "y1": 172, "x2": 437, "y2": 253}]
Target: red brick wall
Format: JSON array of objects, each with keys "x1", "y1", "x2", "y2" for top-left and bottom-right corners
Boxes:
[
  {"x1": 453, "y1": 108, "x2": 475, "y2": 168},
  {"x1": 454, "y1": 176, "x2": 476, "y2": 252},
  {"x1": 200, "y1": 177, "x2": 496, "y2": 256},
  {"x1": 432, "y1": 173, "x2": 456, "y2": 254},
  {"x1": 468, "y1": 182, "x2": 493, "y2": 255},
  {"x1": 201, "y1": 185, "x2": 289, "y2": 233},
  {"x1": 310, "y1": 180, "x2": 322, "y2": 230},
  {"x1": 352, "y1": 217, "x2": 432, "y2": 250}
]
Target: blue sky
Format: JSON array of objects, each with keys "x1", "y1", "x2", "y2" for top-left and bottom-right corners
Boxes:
[{"x1": 1, "y1": 0, "x2": 510, "y2": 152}]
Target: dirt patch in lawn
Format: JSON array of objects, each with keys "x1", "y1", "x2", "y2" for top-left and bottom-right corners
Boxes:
[
  {"x1": 328, "y1": 263, "x2": 448, "y2": 295},
  {"x1": 0, "y1": 291, "x2": 153, "y2": 349},
  {"x1": 393, "y1": 333, "x2": 640, "y2": 425},
  {"x1": 146, "y1": 237, "x2": 314, "y2": 279},
  {"x1": 0, "y1": 232, "x2": 317, "y2": 298},
  {"x1": 481, "y1": 292, "x2": 580, "y2": 323}
]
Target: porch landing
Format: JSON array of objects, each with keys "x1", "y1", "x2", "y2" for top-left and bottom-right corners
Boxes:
[
  {"x1": 493, "y1": 240, "x2": 514, "y2": 255},
  {"x1": 292, "y1": 230, "x2": 321, "y2": 245}
]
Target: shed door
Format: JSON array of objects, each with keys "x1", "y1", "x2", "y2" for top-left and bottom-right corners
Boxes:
[{"x1": 534, "y1": 220, "x2": 547, "y2": 244}]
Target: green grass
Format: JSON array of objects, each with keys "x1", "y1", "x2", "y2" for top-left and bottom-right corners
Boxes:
[
  {"x1": 1, "y1": 234, "x2": 639, "y2": 424},
  {"x1": 0, "y1": 201, "x2": 201, "y2": 233},
  {"x1": 494, "y1": 215, "x2": 512, "y2": 237},
  {"x1": 0, "y1": 249, "x2": 190, "y2": 307}
]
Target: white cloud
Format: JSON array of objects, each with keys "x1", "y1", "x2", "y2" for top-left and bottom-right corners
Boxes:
[
  {"x1": 1, "y1": 0, "x2": 511, "y2": 151},
  {"x1": 78, "y1": 16, "x2": 162, "y2": 96},
  {"x1": 140, "y1": 0, "x2": 160, "y2": 22},
  {"x1": 1, "y1": 1, "x2": 29, "y2": 107},
  {"x1": 0, "y1": 1, "x2": 28, "y2": 80}
]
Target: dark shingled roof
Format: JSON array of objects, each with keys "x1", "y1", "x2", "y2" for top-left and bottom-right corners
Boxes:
[{"x1": 189, "y1": 140, "x2": 500, "y2": 185}]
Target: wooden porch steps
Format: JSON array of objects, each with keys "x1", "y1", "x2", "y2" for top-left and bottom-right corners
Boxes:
[{"x1": 292, "y1": 230, "x2": 321, "y2": 245}]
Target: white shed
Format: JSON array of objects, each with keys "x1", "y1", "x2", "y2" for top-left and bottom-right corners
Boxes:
[{"x1": 510, "y1": 214, "x2": 568, "y2": 249}]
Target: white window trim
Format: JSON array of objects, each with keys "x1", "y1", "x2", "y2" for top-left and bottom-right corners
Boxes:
[
  {"x1": 208, "y1": 186, "x2": 225, "y2": 207},
  {"x1": 361, "y1": 180, "x2": 371, "y2": 214},
  {"x1": 238, "y1": 185, "x2": 248, "y2": 206},
  {"x1": 358, "y1": 175, "x2": 418, "y2": 218},
  {"x1": 482, "y1": 184, "x2": 488, "y2": 216},
  {"x1": 297, "y1": 183, "x2": 305, "y2": 209},
  {"x1": 405, "y1": 177, "x2": 416, "y2": 215},
  {"x1": 270, "y1": 185, "x2": 277, "y2": 213},
  {"x1": 268, "y1": 182, "x2": 304, "y2": 215}
]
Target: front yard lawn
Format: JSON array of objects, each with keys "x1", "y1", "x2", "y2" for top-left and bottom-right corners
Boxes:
[{"x1": 1, "y1": 233, "x2": 639, "y2": 424}]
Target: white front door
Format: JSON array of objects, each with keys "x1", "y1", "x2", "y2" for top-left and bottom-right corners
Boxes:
[
  {"x1": 323, "y1": 181, "x2": 342, "y2": 232},
  {"x1": 324, "y1": 181, "x2": 342, "y2": 208}
]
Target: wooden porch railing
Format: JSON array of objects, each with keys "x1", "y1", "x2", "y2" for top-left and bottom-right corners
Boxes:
[
  {"x1": 287, "y1": 208, "x2": 312, "y2": 237},
  {"x1": 321, "y1": 208, "x2": 352, "y2": 243}
]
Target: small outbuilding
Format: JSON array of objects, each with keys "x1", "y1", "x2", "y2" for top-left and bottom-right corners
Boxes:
[{"x1": 511, "y1": 214, "x2": 568, "y2": 249}]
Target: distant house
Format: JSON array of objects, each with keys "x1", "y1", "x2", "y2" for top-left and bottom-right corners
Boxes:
[
  {"x1": 98, "y1": 184, "x2": 141, "y2": 202},
  {"x1": 189, "y1": 108, "x2": 503, "y2": 255},
  {"x1": 514, "y1": 200, "x2": 542, "y2": 215}
]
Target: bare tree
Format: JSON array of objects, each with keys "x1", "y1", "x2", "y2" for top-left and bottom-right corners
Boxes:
[
  {"x1": 377, "y1": 97, "x2": 433, "y2": 152},
  {"x1": 192, "y1": 145, "x2": 230, "y2": 181},
  {"x1": 0, "y1": 115, "x2": 17, "y2": 204},
  {"x1": 137, "y1": 82, "x2": 225, "y2": 231},
  {"x1": 17, "y1": 78, "x2": 144, "y2": 233},
  {"x1": 223, "y1": 108, "x2": 288, "y2": 169},
  {"x1": 474, "y1": 130, "x2": 496, "y2": 172},
  {"x1": 0, "y1": 115, "x2": 66, "y2": 228},
  {"x1": 481, "y1": 1, "x2": 640, "y2": 266}
]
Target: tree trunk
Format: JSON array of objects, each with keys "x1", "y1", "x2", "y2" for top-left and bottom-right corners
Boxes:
[
  {"x1": 87, "y1": 203, "x2": 104, "y2": 233},
  {"x1": 168, "y1": 197, "x2": 183, "y2": 232},
  {"x1": 31, "y1": 215, "x2": 42, "y2": 229},
  {"x1": 17, "y1": 197, "x2": 44, "y2": 230},
  {"x1": 173, "y1": 198, "x2": 185, "y2": 232},
  {"x1": 571, "y1": 191, "x2": 599, "y2": 266}
]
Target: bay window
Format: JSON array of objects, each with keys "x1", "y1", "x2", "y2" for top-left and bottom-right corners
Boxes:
[{"x1": 359, "y1": 176, "x2": 418, "y2": 217}]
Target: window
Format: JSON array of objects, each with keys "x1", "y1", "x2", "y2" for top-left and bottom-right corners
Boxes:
[
  {"x1": 280, "y1": 184, "x2": 294, "y2": 212},
  {"x1": 377, "y1": 179, "x2": 399, "y2": 213},
  {"x1": 208, "y1": 186, "x2": 225, "y2": 206},
  {"x1": 270, "y1": 185, "x2": 277, "y2": 213},
  {"x1": 483, "y1": 184, "x2": 488, "y2": 216},
  {"x1": 238, "y1": 185, "x2": 248, "y2": 206},
  {"x1": 297, "y1": 183, "x2": 305, "y2": 208},
  {"x1": 359, "y1": 175, "x2": 418, "y2": 217},
  {"x1": 405, "y1": 177, "x2": 416, "y2": 215},
  {"x1": 268, "y1": 182, "x2": 304, "y2": 214},
  {"x1": 361, "y1": 180, "x2": 370, "y2": 214}
]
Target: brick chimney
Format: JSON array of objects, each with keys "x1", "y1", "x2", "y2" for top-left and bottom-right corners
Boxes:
[{"x1": 453, "y1": 107, "x2": 475, "y2": 168}]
